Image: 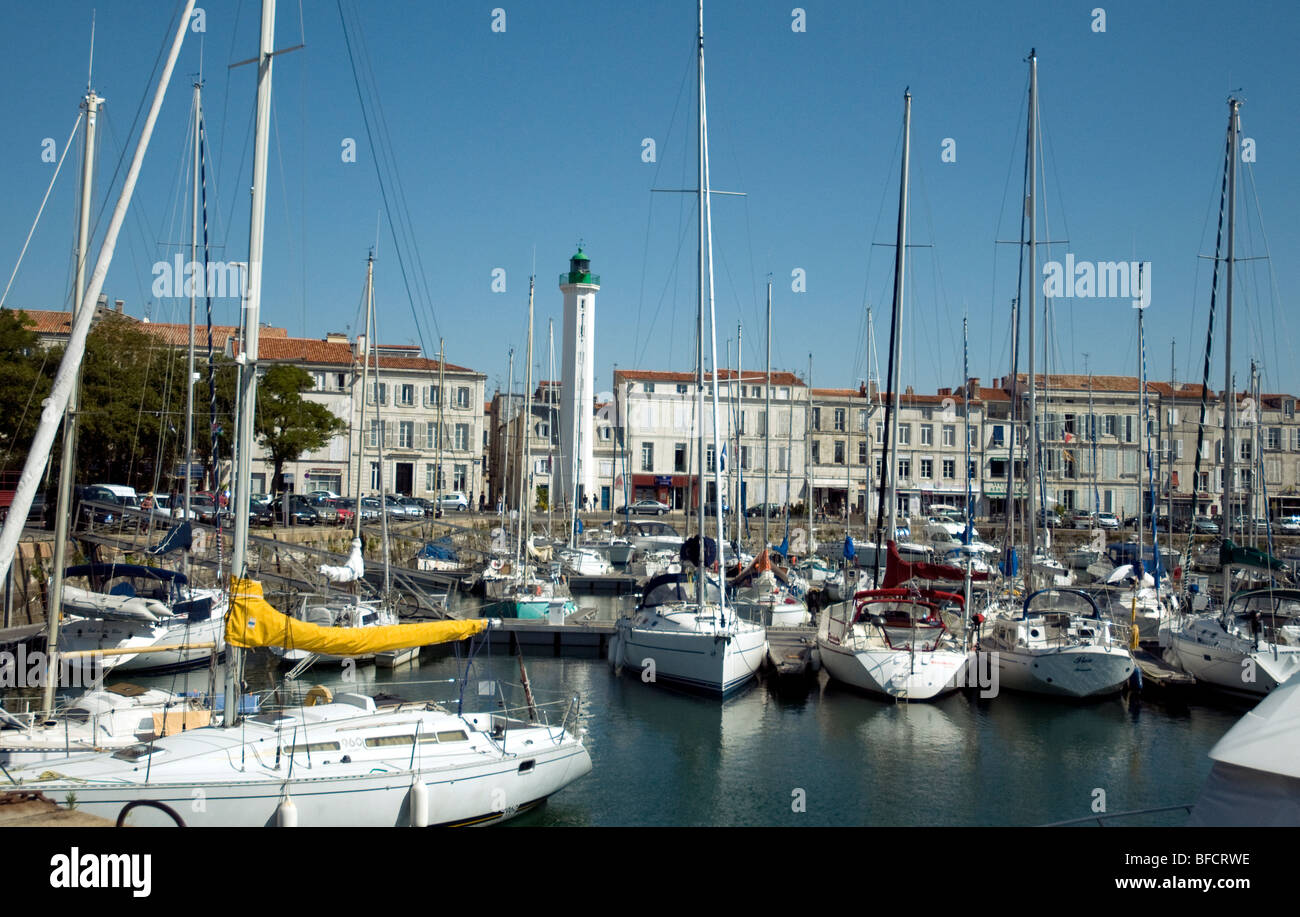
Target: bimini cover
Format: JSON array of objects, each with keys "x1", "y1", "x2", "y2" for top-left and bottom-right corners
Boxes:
[
  {"x1": 1189, "y1": 679, "x2": 1300, "y2": 826},
  {"x1": 419, "y1": 539, "x2": 459, "y2": 562},
  {"x1": 225, "y1": 577, "x2": 486, "y2": 654},
  {"x1": 640, "y1": 572, "x2": 721, "y2": 608},
  {"x1": 147, "y1": 521, "x2": 192, "y2": 557},
  {"x1": 318, "y1": 538, "x2": 365, "y2": 583},
  {"x1": 680, "y1": 534, "x2": 717, "y2": 568}
]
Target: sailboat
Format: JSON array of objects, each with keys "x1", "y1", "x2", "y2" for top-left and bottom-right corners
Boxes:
[
  {"x1": 4, "y1": 0, "x2": 591, "y2": 825},
  {"x1": 45, "y1": 69, "x2": 228, "y2": 678},
  {"x1": 608, "y1": 0, "x2": 767, "y2": 697},
  {"x1": 815, "y1": 90, "x2": 974, "y2": 702},
  {"x1": 488, "y1": 274, "x2": 577, "y2": 620}
]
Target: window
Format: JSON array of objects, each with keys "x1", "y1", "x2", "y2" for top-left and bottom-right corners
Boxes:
[
  {"x1": 456, "y1": 387, "x2": 470, "y2": 409},
  {"x1": 751, "y1": 385, "x2": 762, "y2": 398},
  {"x1": 1104, "y1": 414, "x2": 1117, "y2": 437},
  {"x1": 989, "y1": 459, "x2": 1006, "y2": 479},
  {"x1": 858, "y1": 441, "x2": 868, "y2": 465},
  {"x1": 398, "y1": 384, "x2": 415, "y2": 406},
  {"x1": 426, "y1": 422, "x2": 440, "y2": 449},
  {"x1": 777, "y1": 447, "x2": 789, "y2": 472},
  {"x1": 858, "y1": 409, "x2": 868, "y2": 432},
  {"x1": 674, "y1": 442, "x2": 687, "y2": 473},
  {"x1": 942, "y1": 425, "x2": 956, "y2": 447},
  {"x1": 425, "y1": 385, "x2": 440, "y2": 406},
  {"x1": 706, "y1": 446, "x2": 716, "y2": 471},
  {"x1": 370, "y1": 462, "x2": 382, "y2": 490},
  {"x1": 991, "y1": 424, "x2": 1005, "y2": 446},
  {"x1": 876, "y1": 422, "x2": 884, "y2": 440},
  {"x1": 740, "y1": 446, "x2": 750, "y2": 470},
  {"x1": 1124, "y1": 415, "x2": 1134, "y2": 443},
  {"x1": 426, "y1": 464, "x2": 439, "y2": 490},
  {"x1": 968, "y1": 426, "x2": 979, "y2": 447},
  {"x1": 536, "y1": 421, "x2": 549, "y2": 440},
  {"x1": 1239, "y1": 441, "x2": 1253, "y2": 462},
  {"x1": 812, "y1": 441, "x2": 821, "y2": 464},
  {"x1": 833, "y1": 408, "x2": 846, "y2": 432},
  {"x1": 813, "y1": 407, "x2": 821, "y2": 431},
  {"x1": 834, "y1": 441, "x2": 845, "y2": 464},
  {"x1": 898, "y1": 458, "x2": 911, "y2": 479},
  {"x1": 453, "y1": 464, "x2": 468, "y2": 490},
  {"x1": 369, "y1": 419, "x2": 385, "y2": 448},
  {"x1": 875, "y1": 457, "x2": 884, "y2": 478},
  {"x1": 643, "y1": 382, "x2": 655, "y2": 393},
  {"x1": 454, "y1": 423, "x2": 470, "y2": 451},
  {"x1": 641, "y1": 442, "x2": 654, "y2": 471},
  {"x1": 920, "y1": 458, "x2": 933, "y2": 479},
  {"x1": 368, "y1": 381, "x2": 387, "y2": 406},
  {"x1": 757, "y1": 411, "x2": 767, "y2": 437},
  {"x1": 398, "y1": 421, "x2": 414, "y2": 449},
  {"x1": 1267, "y1": 427, "x2": 1282, "y2": 450},
  {"x1": 898, "y1": 424, "x2": 911, "y2": 445},
  {"x1": 942, "y1": 458, "x2": 955, "y2": 479},
  {"x1": 737, "y1": 411, "x2": 746, "y2": 435},
  {"x1": 676, "y1": 383, "x2": 688, "y2": 394},
  {"x1": 920, "y1": 424, "x2": 933, "y2": 446}
]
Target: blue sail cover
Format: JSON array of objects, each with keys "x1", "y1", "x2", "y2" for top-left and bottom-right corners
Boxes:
[
  {"x1": 419, "y1": 539, "x2": 459, "y2": 562},
  {"x1": 843, "y1": 535, "x2": 856, "y2": 560},
  {"x1": 681, "y1": 534, "x2": 717, "y2": 567},
  {"x1": 147, "y1": 521, "x2": 192, "y2": 557},
  {"x1": 1000, "y1": 546, "x2": 1019, "y2": 578}
]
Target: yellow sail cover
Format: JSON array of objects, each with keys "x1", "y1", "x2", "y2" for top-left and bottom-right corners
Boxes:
[{"x1": 224, "y1": 578, "x2": 487, "y2": 655}]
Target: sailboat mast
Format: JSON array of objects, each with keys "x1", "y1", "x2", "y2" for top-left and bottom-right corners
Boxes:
[
  {"x1": 226, "y1": 0, "x2": 276, "y2": 727},
  {"x1": 735, "y1": 322, "x2": 743, "y2": 548},
  {"x1": 437, "y1": 338, "x2": 446, "y2": 513},
  {"x1": 1223, "y1": 97, "x2": 1240, "y2": 532},
  {"x1": 354, "y1": 253, "x2": 373, "y2": 541},
  {"x1": 516, "y1": 277, "x2": 535, "y2": 566},
  {"x1": 547, "y1": 319, "x2": 556, "y2": 536},
  {"x1": 1025, "y1": 48, "x2": 1039, "y2": 592},
  {"x1": 1137, "y1": 264, "x2": 1146, "y2": 575},
  {"x1": 694, "y1": 0, "x2": 707, "y2": 605},
  {"x1": 764, "y1": 281, "x2": 773, "y2": 547},
  {"x1": 503, "y1": 347, "x2": 514, "y2": 520},
  {"x1": 806, "y1": 352, "x2": 813, "y2": 545},
  {"x1": 42, "y1": 75, "x2": 102, "y2": 714},
  {"x1": 886, "y1": 89, "x2": 911, "y2": 549},
  {"x1": 184, "y1": 79, "x2": 200, "y2": 565}
]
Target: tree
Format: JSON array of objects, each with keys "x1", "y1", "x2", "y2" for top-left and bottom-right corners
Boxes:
[
  {"x1": 255, "y1": 364, "x2": 347, "y2": 493},
  {"x1": 0, "y1": 310, "x2": 52, "y2": 471}
]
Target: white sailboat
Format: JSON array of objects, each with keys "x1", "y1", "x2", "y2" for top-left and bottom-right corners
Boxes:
[
  {"x1": 816, "y1": 90, "x2": 970, "y2": 702},
  {"x1": 608, "y1": 0, "x2": 767, "y2": 697},
  {"x1": 4, "y1": 0, "x2": 591, "y2": 825}
]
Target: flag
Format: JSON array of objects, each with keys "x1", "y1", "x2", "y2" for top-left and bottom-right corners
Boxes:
[
  {"x1": 719, "y1": 443, "x2": 728, "y2": 472},
  {"x1": 1063, "y1": 432, "x2": 1075, "y2": 443}
]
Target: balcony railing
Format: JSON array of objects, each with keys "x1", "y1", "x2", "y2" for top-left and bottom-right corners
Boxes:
[{"x1": 559, "y1": 271, "x2": 600, "y2": 286}]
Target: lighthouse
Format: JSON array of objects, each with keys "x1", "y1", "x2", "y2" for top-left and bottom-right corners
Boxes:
[{"x1": 559, "y1": 247, "x2": 600, "y2": 514}]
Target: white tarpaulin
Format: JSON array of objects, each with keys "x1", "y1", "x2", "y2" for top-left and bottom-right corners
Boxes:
[{"x1": 318, "y1": 538, "x2": 365, "y2": 583}]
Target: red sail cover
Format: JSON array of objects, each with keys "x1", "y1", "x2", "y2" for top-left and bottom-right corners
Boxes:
[{"x1": 881, "y1": 540, "x2": 990, "y2": 589}]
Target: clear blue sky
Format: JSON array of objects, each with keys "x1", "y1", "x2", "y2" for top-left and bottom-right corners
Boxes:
[{"x1": 2, "y1": 0, "x2": 1297, "y2": 402}]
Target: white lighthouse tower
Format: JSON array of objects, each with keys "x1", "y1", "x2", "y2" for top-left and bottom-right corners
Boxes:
[{"x1": 559, "y1": 247, "x2": 600, "y2": 515}]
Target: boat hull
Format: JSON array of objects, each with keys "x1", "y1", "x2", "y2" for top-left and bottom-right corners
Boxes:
[
  {"x1": 818, "y1": 640, "x2": 967, "y2": 701},
  {"x1": 613, "y1": 616, "x2": 767, "y2": 696},
  {"x1": 993, "y1": 645, "x2": 1135, "y2": 698}
]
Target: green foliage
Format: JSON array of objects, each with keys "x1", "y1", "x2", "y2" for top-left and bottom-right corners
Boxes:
[
  {"x1": 535, "y1": 484, "x2": 549, "y2": 511},
  {"x1": 255, "y1": 364, "x2": 347, "y2": 492},
  {"x1": 0, "y1": 310, "x2": 52, "y2": 471}
]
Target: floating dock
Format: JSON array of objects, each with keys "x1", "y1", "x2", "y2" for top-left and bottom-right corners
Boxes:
[{"x1": 0, "y1": 791, "x2": 114, "y2": 828}]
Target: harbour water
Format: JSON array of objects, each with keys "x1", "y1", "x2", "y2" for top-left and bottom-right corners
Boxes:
[{"x1": 115, "y1": 591, "x2": 1247, "y2": 827}]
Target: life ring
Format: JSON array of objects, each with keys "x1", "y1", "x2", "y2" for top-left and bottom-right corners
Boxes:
[
  {"x1": 490, "y1": 558, "x2": 502, "y2": 571},
  {"x1": 304, "y1": 684, "x2": 333, "y2": 706}
]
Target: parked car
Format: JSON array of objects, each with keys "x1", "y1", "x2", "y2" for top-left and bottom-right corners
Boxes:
[
  {"x1": 1068, "y1": 510, "x2": 1094, "y2": 529},
  {"x1": 304, "y1": 495, "x2": 340, "y2": 525},
  {"x1": 1231, "y1": 516, "x2": 1271, "y2": 534},
  {"x1": 745, "y1": 503, "x2": 784, "y2": 519},
  {"x1": 437, "y1": 491, "x2": 470, "y2": 512},
  {"x1": 381, "y1": 494, "x2": 423, "y2": 518},
  {"x1": 1095, "y1": 512, "x2": 1120, "y2": 530},
  {"x1": 267, "y1": 495, "x2": 320, "y2": 526},
  {"x1": 621, "y1": 499, "x2": 671, "y2": 516},
  {"x1": 398, "y1": 496, "x2": 429, "y2": 517},
  {"x1": 1190, "y1": 515, "x2": 1220, "y2": 535},
  {"x1": 1038, "y1": 508, "x2": 1061, "y2": 529},
  {"x1": 80, "y1": 484, "x2": 142, "y2": 527},
  {"x1": 1278, "y1": 515, "x2": 1300, "y2": 535},
  {"x1": 326, "y1": 497, "x2": 356, "y2": 527},
  {"x1": 358, "y1": 497, "x2": 383, "y2": 521}
]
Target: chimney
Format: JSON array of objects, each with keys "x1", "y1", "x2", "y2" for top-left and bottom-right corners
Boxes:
[
  {"x1": 968, "y1": 377, "x2": 980, "y2": 399},
  {"x1": 114, "y1": 299, "x2": 124, "y2": 313},
  {"x1": 905, "y1": 385, "x2": 914, "y2": 396},
  {"x1": 938, "y1": 387, "x2": 951, "y2": 397},
  {"x1": 326, "y1": 332, "x2": 349, "y2": 344},
  {"x1": 858, "y1": 381, "x2": 868, "y2": 397},
  {"x1": 355, "y1": 333, "x2": 368, "y2": 358},
  {"x1": 868, "y1": 380, "x2": 878, "y2": 399},
  {"x1": 96, "y1": 293, "x2": 108, "y2": 310}
]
